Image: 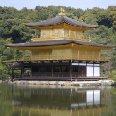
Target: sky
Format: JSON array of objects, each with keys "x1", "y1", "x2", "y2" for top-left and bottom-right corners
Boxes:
[{"x1": 0, "y1": 0, "x2": 116, "y2": 10}]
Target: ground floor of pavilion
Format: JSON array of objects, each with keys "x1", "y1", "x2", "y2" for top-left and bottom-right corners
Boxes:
[{"x1": 11, "y1": 60, "x2": 106, "y2": 81}]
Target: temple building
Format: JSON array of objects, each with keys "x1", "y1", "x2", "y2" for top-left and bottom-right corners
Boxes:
[{"x1": 7, "y1": 10, "x2": 112, "y2": 81}]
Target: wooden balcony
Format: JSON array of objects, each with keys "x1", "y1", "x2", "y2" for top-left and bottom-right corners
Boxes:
[
  {"x1": 31, "y1": 37, "x2": 91, "y2": 42},
  {"x1": 17, "y1": 54, "x2": 109, "y2": 62}
]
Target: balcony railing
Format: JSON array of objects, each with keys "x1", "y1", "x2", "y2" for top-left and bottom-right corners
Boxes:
[
  {"x1": 31, "y1": 37, "x2": 91, "y2": 42},
  {"x1": 16, "y1": 54, "x2": 109, "y2": 62},
  {"x1": 13, "y1": 72, "x2": 107, "y2": 81}
]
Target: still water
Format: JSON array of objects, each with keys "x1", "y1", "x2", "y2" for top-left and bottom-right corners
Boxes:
[{"x1": 0, "y1": 84, "x2": 116, "y2": 116}]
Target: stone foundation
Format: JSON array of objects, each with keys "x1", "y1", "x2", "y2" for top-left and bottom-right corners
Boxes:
[{"x1": 9, "y1": 80, "x2": 114, "y2": 87}]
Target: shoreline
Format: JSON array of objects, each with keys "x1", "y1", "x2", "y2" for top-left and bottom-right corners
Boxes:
[{"x1": 6, "y1": 79, "x2": 114, "y2": 87}]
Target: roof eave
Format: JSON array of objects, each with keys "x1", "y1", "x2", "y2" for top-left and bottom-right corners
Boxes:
[{"x1": 6, "y1": 40, "x2": 113, "y2": 48}]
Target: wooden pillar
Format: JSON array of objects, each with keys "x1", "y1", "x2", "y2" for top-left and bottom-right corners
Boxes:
[
  {"x1": 52, "y1": 62, "x2": 53, "y2": 78},
  {"x1": 60, "y1": 64, "x2": 62, "y2": 77},
  {"x1": 21, "y1": 68, "x2": 23, "y2": 78},
  {"x1": 77, "y1": 64, "x2": 79, "y2": 77},
  {"x1": 100, "y1": 63, "x2": 101, "y2": 77},
  {"x1": 93, "y1": 63, "x2": 94, "y2": 77},
  {"x1": 21, "y1": 67, "x2": 24, "y2": 78},
  {"x1": 11, "y1": 68, "x2": 14, "y2": 82},
  {"x1": 29, "y1": 62, "x2": 32, "y2": 78},
  {"x1": 70, "y1": 62, "x2": 72, "y2": 81},
  {"x1": 78, "y1": 64, "x2": 80, "y2": 77},
  {"x1": 86, "y1": 62, "x2": 87, "y2": 77}
]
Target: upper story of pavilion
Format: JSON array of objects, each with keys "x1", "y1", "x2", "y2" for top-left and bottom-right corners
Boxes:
[{"x1": 25, "y1": 11, "x2": 97, "y2": 42}]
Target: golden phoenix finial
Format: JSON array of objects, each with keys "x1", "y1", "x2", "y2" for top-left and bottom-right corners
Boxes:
[{"x1": 58, "y1": 8, "x2": 66, "y2": 16}]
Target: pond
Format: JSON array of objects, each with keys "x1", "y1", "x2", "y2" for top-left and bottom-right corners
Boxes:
[{"x1": 0, "y1": 84, "x2": 116, "y2": 116}]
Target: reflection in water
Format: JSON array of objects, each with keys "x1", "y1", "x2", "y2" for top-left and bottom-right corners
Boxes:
[
  {"x1": 71, "y1": 90, "x2": 100, "y2": 108},
  {"x1": 0, "y1": 84, "x2": 116, "y2": 116}
]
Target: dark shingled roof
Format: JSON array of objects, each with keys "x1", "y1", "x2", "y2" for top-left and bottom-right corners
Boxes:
[
  {"x1": 6, "y1": 40, "x2": 113, "y2": 48},
  {"x1": 25, "y1": 16, "x2": 97, "y2": 28}
]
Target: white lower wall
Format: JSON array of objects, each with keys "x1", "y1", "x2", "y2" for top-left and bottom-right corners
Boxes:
[
  {"x1": 94, "y1": 67, "x2": 100, "y2": 77},
  {"x1": 87, "y1": 64, "x2": 100, "y2": 77},
  {"x1": 72, "y1": 63, "x2": 100, "y2": 77},
  {"x1": 87, "y1": 66, "x2": 93, "y2": 77}
]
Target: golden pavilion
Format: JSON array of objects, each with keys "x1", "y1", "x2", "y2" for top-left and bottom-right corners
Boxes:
[{"x1": 7, "y1": 11, "x2": 112, "y2": 81}]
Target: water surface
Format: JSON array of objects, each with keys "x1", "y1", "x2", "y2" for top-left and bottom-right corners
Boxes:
[{"x1": 0, "y1": 84, "x2": 116, "y2": 116}]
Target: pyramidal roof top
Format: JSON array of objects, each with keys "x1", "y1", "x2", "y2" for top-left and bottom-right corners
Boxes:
[{"x1": 25, "y1": 15, "x2": 97, "y2": 28}]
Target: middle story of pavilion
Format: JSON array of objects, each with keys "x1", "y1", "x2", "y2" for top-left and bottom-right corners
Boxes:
[{"x1": 7, "y1": 40, "x2": 112, "y2": 81}]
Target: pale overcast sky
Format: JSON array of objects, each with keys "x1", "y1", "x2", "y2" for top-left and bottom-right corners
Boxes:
[{"x1": 0, "y1": 0, "x2": 115, "y2": 10}]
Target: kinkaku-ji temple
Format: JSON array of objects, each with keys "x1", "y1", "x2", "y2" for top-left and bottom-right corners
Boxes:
[{"x1": 7, "y1": 9, "x2": 112, "y2": 81}]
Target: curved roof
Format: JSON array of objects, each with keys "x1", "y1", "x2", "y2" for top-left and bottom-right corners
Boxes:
[
  {"x1": 25, "y1": 16, "x2": 97, "y2": 28},
  {"x1": 7, "y1": 40, "x2": 113, "y2": 48}
]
